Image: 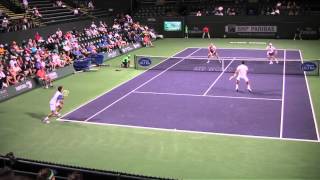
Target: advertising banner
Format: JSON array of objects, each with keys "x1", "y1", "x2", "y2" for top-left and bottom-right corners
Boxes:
[
  {"x1": 47, "y1": 65, "x2": 75, "y2": 80},
  {"x1": 120, "y1": 43, "x2": 142, "y2": 54},
  {"x1": 0, "y1": 78, "x2": 37, "y2": 102}
]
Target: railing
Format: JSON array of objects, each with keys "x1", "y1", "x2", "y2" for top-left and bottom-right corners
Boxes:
[{"x1": 0, "y1": 153, "x2": 174, "y2": 180}]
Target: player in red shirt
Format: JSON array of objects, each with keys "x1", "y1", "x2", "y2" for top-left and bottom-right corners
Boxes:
[{"x1": 207, "y1": 43, "x2": 220, "y2": 63}]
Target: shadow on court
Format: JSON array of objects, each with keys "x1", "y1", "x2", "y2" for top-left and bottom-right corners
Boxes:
[{"x1": 26, "y1": 112, "x2": 45, "y2": 120}]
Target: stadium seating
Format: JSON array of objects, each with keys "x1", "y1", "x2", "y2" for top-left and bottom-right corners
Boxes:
[
  {"x1": 27, "y1": 0, "x2": 87, "y2": 25},
  {"x1": 0, "y1": 13, "x2": 157, "y2": 90}
]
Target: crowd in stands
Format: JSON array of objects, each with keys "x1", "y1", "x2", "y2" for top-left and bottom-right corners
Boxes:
[
  {"x1": 0, "y1": 14, "x2": 157, "y2": 89},
  {"x1": 0, "y1": 11, "x2": 37, "y2": 33},
  {"x1": 261, "y1": 1, "x2": 300, "y2": 16},
  {"x1": 194, "y1": 6, "x2": 237, "y2": 16}
]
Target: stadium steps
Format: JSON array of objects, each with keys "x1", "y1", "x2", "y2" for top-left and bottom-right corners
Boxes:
[
  {"x1": 28, "y1": 0, "x2": 51, "y2": 5},
  {"x1": 42, "y1": 14, "x2": 78, "y2": 21},
  {"x1": 0, "y1": 3, "x2": 31, "y2": 20},
  {"x1": 27, "y1": 0, "x2": 88, "y2": 25},
  {"x1": 39, "y1": 8, "x2": 71, "y2": 14},
  {"x1": 37, "y1": 6, "x2": 68, "y2": 11},
  {"x1": 42, "y1": 16, "x2": 88, "y2": 25},
  {"x1": 0, "y1": 3, "x2": 17, "y2": 17},
  {"x1": 41, "y1": 11, "x2": 74, "y2": 17},
  {"x1": 88, "y1": 9, "x2": 110, "y2": 18}
]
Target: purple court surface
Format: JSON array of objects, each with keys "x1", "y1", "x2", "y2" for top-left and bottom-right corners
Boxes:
[{"x1": 58, "y1": 48, "x2": 320, "y2": 142}]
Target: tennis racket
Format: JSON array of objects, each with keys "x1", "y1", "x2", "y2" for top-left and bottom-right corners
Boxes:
[{"x1": 62, "y1": 90, "x2": 70, "y2": 97}]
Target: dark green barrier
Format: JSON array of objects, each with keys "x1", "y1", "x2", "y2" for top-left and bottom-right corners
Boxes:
[
  {"x1": 120, "y1": 42, "x2": 142, "y2": 54},
  {"x1": 0, "y1": 65, "x2": 75, "y2": 102},
  {"x1": 47, "y1": 65, "x2": 75, "y2": 80},
  {"x1": 101, "y1": 49, "x2": 121, "y2": 61},
  {"x1": 0, "y1": 78, "x2": 38, "y2": 102}
]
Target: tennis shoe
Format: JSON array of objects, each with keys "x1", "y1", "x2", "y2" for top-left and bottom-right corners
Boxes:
[
  {"x1": 54, "y1": 113, "x2": 61, "y2": 117},
  {"x1": 269, "y1": 61, "x2": 273, "y2": 64}
]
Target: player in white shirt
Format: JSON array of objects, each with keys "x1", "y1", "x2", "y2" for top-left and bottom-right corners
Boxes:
[
  {"x1": 229, "y1": 61, "x2": 252, "y2": 92},
  {"x1": 266, "y1": 42, "x2": 278, "y2": 64},
  {"x1": 43, "y1": 86, "x2": 64, "y2": 123}
]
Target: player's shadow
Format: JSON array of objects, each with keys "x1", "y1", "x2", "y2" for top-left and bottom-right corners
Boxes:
[
  {"x1": 252, "y1": 89, "x2": 282, "y2": 96},
  {"x1": 26, "y1": 112, "x2": 45, "y2": 120}
]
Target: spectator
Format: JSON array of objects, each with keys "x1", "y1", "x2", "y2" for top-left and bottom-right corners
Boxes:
[
  {"x1": 22, "y1": 0, "x2": 29, "y2": 10},
  {"x1": 215, "y1": 6, "x2": 224, "y2": 16},
  {"x1": 1, "y1": 17, "x2": 9, "y2": 32},
  {"x1": 37, "y1": 168, "x2": 56, "y2": 180},
  {"x1": 22, "y1": 15, "x2": 29, "y2": 30},
  {"x1": 88, "y1": 0, "x2": 94, "y2": 10},
  {"x1": 202, "y1": 26, "x2": 210, "y2": 39},
  {"x1": 294, "y1": 27, "x2": 302, "y2": 40},
  {"x1": 185, "y1": 25, "x2": 188, "y2": 38},
  {"x1": 0, "y1": 44, "x2": 5, "y2": 56},
  {"x1": 143, "y1": 32, "x2": 153, "y2": 47},
  {"x1": 33, "y1": 7, "x2": 42, "y2": 18},
  {"x1": 74, "y1": 8, "x2": 80, "y2": 15},
  {"x1": 196, "y1": 10, "x2": 202, "y2": 16},
  {"x1": 55, "y1": 0, "x2": 63, "y2": 7},
  {"x1": 0, "y1": 66, "x2": 7, "y2": 89},
  {"x1": 227, "y1": 8, "x2": 236, "y2": 16},
  {"x1": 36, "y1": 67, "x2": 53, "y2": 88},
  {"x1": 68, "y1": 171, "x2": 83, "y2": 180},
  {"x1": 0, "y1": 166, "x2": 14, "y2": 180}
]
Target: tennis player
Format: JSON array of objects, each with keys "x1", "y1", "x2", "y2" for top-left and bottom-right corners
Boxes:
[
  {"x1": 207, "y1": 43, "x2": 220, "y2": 63},
  {"x1": 43, "y1": 86, "x2": 64, "y2": 123},
  {"x1": 229, "y1": 61, "x2": 252, "y2": 92},
  {"x1": 266, "y1": 42, "x2": 278, "y2": 64}
]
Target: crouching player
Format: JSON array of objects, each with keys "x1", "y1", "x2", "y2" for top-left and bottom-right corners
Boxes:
[
  {"x1": 43, "y1": 86, "x2": 64, "y2": 123},
  {"x1": 229, "y1": 61, "x2": 252, "y2": 93},
  {"x1": 207, "y1": 43, "x2": 220, "y2": 63}
]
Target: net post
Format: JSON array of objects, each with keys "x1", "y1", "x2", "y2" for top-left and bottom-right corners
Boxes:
[
  {"x1": 134, "y1": 55, "x2": 137, "y2": 69},
  {"x1": 318, "y1": 60, "x2": 320, "y2": 76},
  {"x1": 222, "y1": 58, "x2": 225, "y2": 71}
]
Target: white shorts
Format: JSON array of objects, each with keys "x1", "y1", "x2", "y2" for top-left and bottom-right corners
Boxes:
[
  {"x1": 236, "y1": 75, "x2": 249, "y2": 82},
  {"x1": 50, "y1": 103, "x2": 56, "y2": 112}
]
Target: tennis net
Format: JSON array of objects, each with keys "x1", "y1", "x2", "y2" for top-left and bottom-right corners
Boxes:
[{"x1": 134, "y1": 55, "x2": 320, "y2": 76}]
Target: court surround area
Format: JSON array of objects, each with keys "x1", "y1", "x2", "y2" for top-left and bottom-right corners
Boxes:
[{"x1": 58, "y1": 47, "x2": 319, "y2": 142}]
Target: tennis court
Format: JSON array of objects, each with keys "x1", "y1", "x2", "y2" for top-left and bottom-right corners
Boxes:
[{"x1": 58, "y1": 47, "x2": 319, "y2": 142}]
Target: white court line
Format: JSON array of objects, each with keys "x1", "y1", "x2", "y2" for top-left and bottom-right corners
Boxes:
[
  {"x1": 133, "y1": 91, "x2": 282, "y2": 101},
  {"x1": 84, "y1": 48, "x2": 202, "y2": 122},
  {"x1": 280, "y1": 50, "x2": 286, "y2": 138},
  {"x1": 299, "y1": 50, "x2": 320, "y2": 141},
  {"x1": 56, "y1": 118, "x2": 320, "y2": 143},
  {"x1": 58, "y1": 47, "x2": 190, "y2": 120},
  {"x1": 202, "y1": 59, "x2": 235, "y2": 96}
]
